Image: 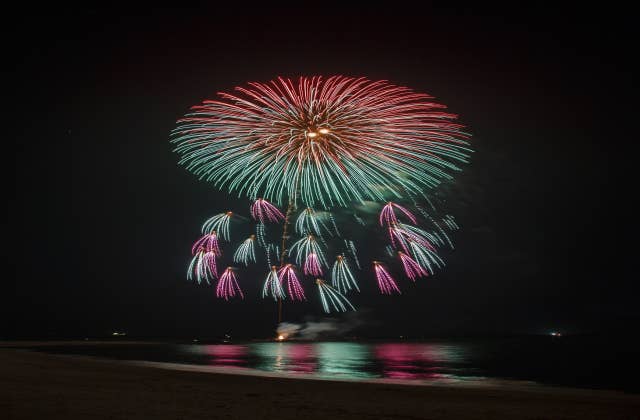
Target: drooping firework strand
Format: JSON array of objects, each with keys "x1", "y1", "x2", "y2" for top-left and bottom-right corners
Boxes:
[
  {"x1": 202, "y1": 212, "x2": 232, "y2": 241},
  {"x1": 188, "y1": 250, "x2": 217, "y2": 284},
  {"x1": 251, "y1": 198, "x2": 285, "y2": 223},
  {"x1": 373, "y1": 261, "x2": 401, "y2": 295},
  {"x1": 216, "y1": 267, "x2": 244, "y2": 300},
  {"x1": 316, "y1": 279, "x2": 355, "y2": 313},
  {"x1": 398, "y1": 251, "x2": 428, "y2": 281},
  {"x1": 262, "y1": 265, "x2": 286, "y2": 300},
  {"x1": 331, "y1": 255, "x2": 359, "y2": 293},
  {"x1": 278, "y1": 264, "x2": 305, "y2": 301},
  {"x1": 233, "y1": 235, "x2": 256, "y2": 265}
]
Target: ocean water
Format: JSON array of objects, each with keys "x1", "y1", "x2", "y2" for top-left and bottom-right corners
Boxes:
[{"x1": 27, "y1": 336, "x2": 639, "y2": 392}]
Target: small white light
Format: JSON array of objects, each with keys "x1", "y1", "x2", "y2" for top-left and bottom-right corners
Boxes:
[
  {"x1": 308, "y1": 132, "x2": 317, "y2": 138},
  {"x1": 318, "y1": 128, "x2": 329, "y2": 134}
]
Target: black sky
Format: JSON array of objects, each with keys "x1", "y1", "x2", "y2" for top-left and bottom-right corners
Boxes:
[{"x1": 5, "y1": 4, "x2": 636, "y2": 339}]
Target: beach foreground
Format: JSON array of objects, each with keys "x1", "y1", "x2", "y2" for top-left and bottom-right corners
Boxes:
[{"x1": 1, "y1": 344, "x2": 639, "y2": 419}]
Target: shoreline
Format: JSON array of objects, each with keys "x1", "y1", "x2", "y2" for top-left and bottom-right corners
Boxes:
[{"x1": 2, "y1": 346, "x2": 639, "y2": 419}]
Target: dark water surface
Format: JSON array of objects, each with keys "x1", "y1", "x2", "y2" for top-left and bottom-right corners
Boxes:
[{"x1": 27, "y1": 336, "x2": 639, "y2": 392}]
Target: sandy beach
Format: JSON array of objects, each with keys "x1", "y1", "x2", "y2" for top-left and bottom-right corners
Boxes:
[{"x1": 1, "y1": 343, "x2": 639, "y2": 419}]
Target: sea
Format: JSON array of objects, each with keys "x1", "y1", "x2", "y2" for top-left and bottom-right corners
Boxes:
[{"x1": 24, "y1": 336, "x2": 639, "y2": 393}]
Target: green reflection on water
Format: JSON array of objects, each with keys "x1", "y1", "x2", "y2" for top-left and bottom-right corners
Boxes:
[{"x1": 315, "y1": 342, "x2": 376, "y2": 379}]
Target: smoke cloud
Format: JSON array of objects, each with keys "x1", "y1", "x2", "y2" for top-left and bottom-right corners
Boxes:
[{"x1": 276, "y1": 311, "x2": 368, "y2": 340}]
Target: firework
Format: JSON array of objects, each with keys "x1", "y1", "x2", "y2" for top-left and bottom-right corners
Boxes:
[
  {"x1": 373, "y1": 261, "x2": 401, "y2": 295},
  {"x1": 379, "y1": 202, "x2": 417, "y2": 227},
  {"x1": 172, "y1": 76, "x2": 470, "y2": 209},
  {"x1": 233, "y1": 235, "x2": 256, "y2": 265},
  {"x1": 202, "y1": 212, "x2": 232, "y2": 241},
  {"x1": 187, "y1": 250, "x2": 217, "y2": 284},
  {"x1": 278, "y1": 264, "x2": 305, "y2": 301},
  {"x1": 295, "y1": 207, "x2": 330, "y2": 236},
  {"x1": 398, "y1": 251, "x2": 427, "y2": 281},
  {"x1": 409, "y1": 241, "x2": 444, "y2": 275},
  {"x1": 251, "y1": 198, "x2": 285, "y2": 223},
  {"x1": 316, "y1": 279, "x2": 355, "y2": 313},
  {"x1": 262, "y1": 266, "x2": 286, "y2": 300},
  {"x1": 174, "y1": 76, "x2": 471, "y2": 317},
  {"x1": 331, "y1": 255, "x2": 359, "y2": 293},
  {"x1": 345, "y1": 239, "x2": 361, "y2": 269},
  {"x1": 216, "y1": 267, "x2": 244, "y2": 300},
  {"x1": 289, "y1": 234, "x2": 328, "y2": 268},
  {"x1": 191, "y1": 231, "x2": 221, "y2": 255},
  {"x1": 303, "y1": 252, "x2": 323, "y2": 276}
]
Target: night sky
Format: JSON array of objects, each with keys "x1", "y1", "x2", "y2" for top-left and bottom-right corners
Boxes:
[{"x1": 5, "y1": 4, "x2": 636, "y2": 339}]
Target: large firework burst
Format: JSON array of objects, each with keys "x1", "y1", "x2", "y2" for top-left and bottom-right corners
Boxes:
[
  {"x1": 172, "y1": 76, "x2": 470, "y2": 208},
  {"x1": 173, "y1": 76, "x2": 471, "y2": 316}
]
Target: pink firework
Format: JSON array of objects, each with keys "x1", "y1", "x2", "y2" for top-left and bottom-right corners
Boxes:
[
  {"x1": 379, "y1": 202, "x2": 417, "y2": 227},
  {"x1": 250, "y1": 198, "x2": 285, "y2": 223},
  {"x1": 216, "y1": 267, "x2": 244, "y2": 300},
  {"x1": 398, "y1": 251, "x2": 427, "y2": 281},
  {"x1": 278, "y1": 264, "x2": 306, "y2": 301},
  {"x1": 304, "y1": 252, "x2": 323, "y2": 276},
  {"x1": 191, "y1": 231, "x2": 221, "y2": 256},
  {"x1": 373, "y1": 262, "x2": 401, "y2": 295}
]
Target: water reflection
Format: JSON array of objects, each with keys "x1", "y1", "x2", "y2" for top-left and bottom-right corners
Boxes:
[
  {"x1": 375, "y1": 343, "x2": 465, "y2": 380},
  {"x1": 186, "y1": 341, "x2": 473, "y2": 383},
  {"x1": 203, "y1": 344, "x2": 248, "y2": 367},
  {"x1": 316, "y1": 342, "x2": 375, "y2": 379}
]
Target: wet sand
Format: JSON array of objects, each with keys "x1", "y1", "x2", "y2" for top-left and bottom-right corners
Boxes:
[{"x1": 1, "y1": 342, "x2": 639, "y2": 419}]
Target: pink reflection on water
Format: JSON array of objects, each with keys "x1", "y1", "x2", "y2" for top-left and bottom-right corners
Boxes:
[
  {"x1": 284, "y1": 344, "x2": 317, "y2": 373},
  {"x1": 204, "y1": 345, "x2": 248, "y2": 367},
  {"x1": 375, "y1": 343, "x2": 451, "y2": 380}
]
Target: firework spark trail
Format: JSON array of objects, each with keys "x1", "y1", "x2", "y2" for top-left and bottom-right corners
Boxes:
[
  {"x1": 290, "y1": 234, "x2": 328, "y2": 268},
  {"x1": 202, "y1": 212, "x2": 232, "y2": 241},
  {"x1": 345, "y1": 239, "x2": 361, "y2": 269},
  {"x1": 409, "y1": 241, "x2": 444, "y2": 274},
  {"x1": 331, "y1": 255, "x2": 359, "y2": 293},
  {"x1": 233, "y1": 235, "x2": 256, "y2": 265},
  {"x1": 328, "y1": 212, "x2": 341, "y2": 236},
  {"x1": 373, "y1": 262, "x2": 401, "y2": 295},
  {"x1": 216, "y1": 267, "x2": 244, "y2": 300},
  {"x1": 188, "y1": 250, "x2": 217, "y2": 284},
  {"x1": 256, "y1": 223, "x2": 266, "y2": 245},
  {"x1": 398, "y1": 251, "x2": 428, "y2": 281},
  {"x1": 379, "y1": 202, "x2": 417, "y2": 226},
  {"x1": 411, "y1": 202, "x2": 456, "y2": 249},
  {"x1": 316, "y1": 279, "x2": 356, "y2": 313},
  {"x1": 250, "y1": 198, "x2": 285, "y2": 223},
  {"x1": 191, "y1": 231, "x2": 221, "y2": 255},
  {"x1": 385, "y1": 245, "x2": 395, "y2": 257},
  {"x1": 278, "y1": 264, "x2": 306, "y2": 301},
  {"x1": 262, "y1": 266, "x2": 286, "y2": 300},
  {"x1": 353, "y1": 213, "x2": 366, "y2": 226},
  {"x1": 443, "y1": 214, "x2": 459, "y2": 230},
  {"x1": 172, "y1": 76, "x2": 471, "y2": 209}
]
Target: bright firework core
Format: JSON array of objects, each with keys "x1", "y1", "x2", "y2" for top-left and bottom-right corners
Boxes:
[{"x1": 173, "y1": 76, "x2": 471, "y2": 316}]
